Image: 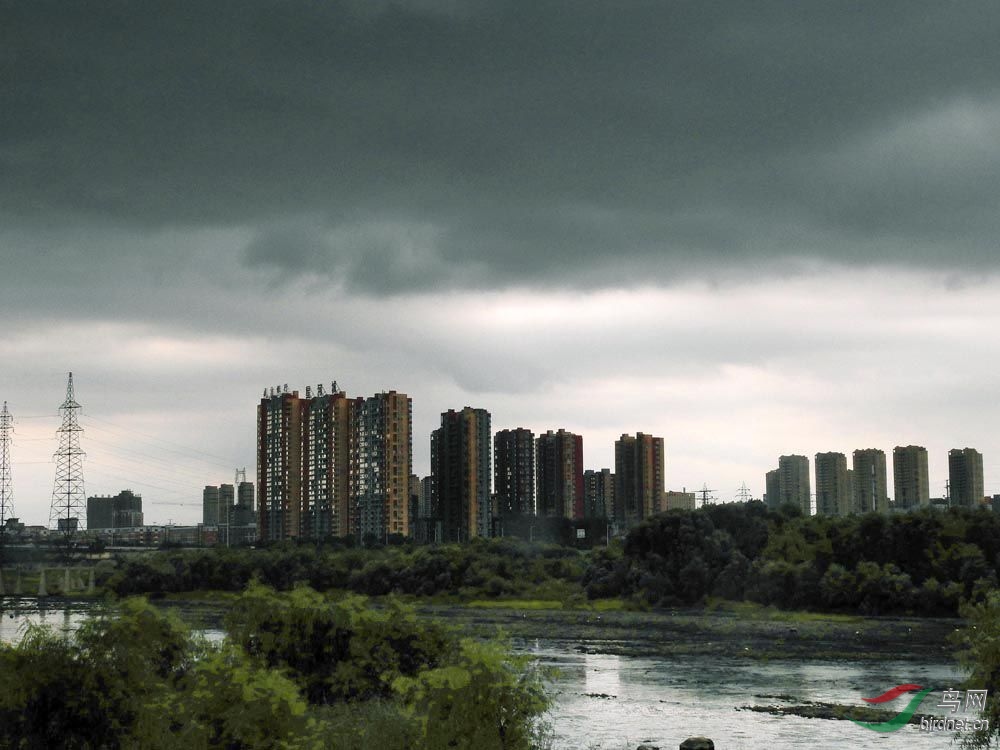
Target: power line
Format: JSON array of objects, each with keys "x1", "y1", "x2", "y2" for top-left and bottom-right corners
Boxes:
[{"x1": 82, "y1": 412, "x2": 240, "y2": 468}]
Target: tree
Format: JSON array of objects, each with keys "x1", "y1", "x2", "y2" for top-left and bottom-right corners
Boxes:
[{"x1": 952, "y1": 591, "x2": 1000, "y2": 749}]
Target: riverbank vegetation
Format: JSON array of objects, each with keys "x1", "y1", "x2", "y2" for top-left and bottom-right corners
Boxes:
[
  {"x1": 64, "y1": 502, "x2": 1000, "y2": 617},
  {"x1": 0, "y1": 585, "x2": 549, "y2": 750},
  {"x1": 586, "y1": 503, "x2": 1000, "y2": 616}
]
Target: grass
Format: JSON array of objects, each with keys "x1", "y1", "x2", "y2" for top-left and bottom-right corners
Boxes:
[
  {"x1": 463, "y1": 596, "x2": 631, "y2": 612},
  {"x1": 709, "y1": 599, "x2": 863, "y2": 623},
  {"x1": 466, "y1": 599, "x2": 565, "y2": 610}
]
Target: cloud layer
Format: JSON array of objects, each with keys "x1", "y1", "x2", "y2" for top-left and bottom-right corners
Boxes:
[
  {"x1": 4, "y1": 2, "x2": 1000, "y2": 298},
  {"x1": 4, "y1": 3, "x2": 1000, "y2": 524}
]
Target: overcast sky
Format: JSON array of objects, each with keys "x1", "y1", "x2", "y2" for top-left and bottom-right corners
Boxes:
[{"x1": 3, "y1": 2, "x2": 1000, "y2": 526}]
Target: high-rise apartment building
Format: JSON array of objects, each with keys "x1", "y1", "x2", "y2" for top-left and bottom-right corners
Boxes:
[
  {"x1": 949, "y1": 448, "x2": 984, "y2": 508},
  {"x1": 432, "y1": 407, "x2": 491, "y2": 541},
  {"x1": 852, "y1": 448, "x2": 888, "y2": 514},
  {"x1": 494, "y1": 428, "x2": 535, "y2": 517},
  {"x1": 764, "y1": 469, "x2": 780, "y2": 510},
  {"x1": 258, "y1": 388, "x2": 305, "y2": 541},
  {"x1": 301, "y1": 389, "x2": 352, "y2": 539},
  {"x1": 614, "y1": 433, "x2": 665, "y2": 527},
  {"x1": 815, "y1": 452, "x2": 850, "y2": 516},
  {"x1": 350, "y1": 391, "x2": 413, "y2": 541},
  {"x1": 893, "y1": 445, "x2": 930, "y2": 511},
  {"x1": 257, "y1": 383, "x2": 411, "y2": 542},
  {"x1": 232, "y1": 481, "x2": 255, "y2": 527},
  {"x1": 203, "y1": 483, "x2": 236, "y2": 527},
  {"x1": 764, "y1": 456, "x2": 811, "y2": 514},
  {"x1": 778, "y1": 455, "x2": 811, "y2": 515},
  {"x1": 536, "y1": 429, "x2": 584, "y2": 519},
  {"x1": 237, "y1": 481, "x2": 254, "y2": 513},
  {"x1": 203, "y1": 485, "x2": 220, "y2": 526},
  {"x1": 583, "y1": 469, "x2": 615, "y2": 519}
]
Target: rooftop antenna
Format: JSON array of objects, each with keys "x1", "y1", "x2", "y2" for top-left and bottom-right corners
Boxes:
[
  {"x1": 0, "y1": 402, "x2": 13, "y2": 535},
  {"x1": 49, "y1": 372, "x2": 86, "y2": 535}
]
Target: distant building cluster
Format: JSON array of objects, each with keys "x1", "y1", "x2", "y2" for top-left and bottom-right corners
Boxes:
[
  {"x1": 257, "y1": 383, "x2": 412, "y2": 542},
  {"x1": 202, "y1": 479, "x2": 256, "y2": 546},
  {"x1": 256, "y1": 381, "x2": 687, "y2": 544},
  {"x1": 764, "y1": 446, "x2": 987, "y2": 515},
  {"x1": 86, "y1": 490, "x2": 144, "y2": 530}
]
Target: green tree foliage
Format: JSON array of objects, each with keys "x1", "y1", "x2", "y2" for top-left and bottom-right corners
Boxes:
[
  {"x1": 394, "y1": 639, "x2": 550, "y2": 750},
  {"x1": 103, "y1": 538, "x2": 587, "y2": 604},
  {"x1": 225, "y1": 583, "x2": 451, "y2": 704},
  {"x1": 0, "y1": 588, "x2": 550, "y2": 749},
  {"x1": 584, "y1": 504, "x2": 1000, "y2": 616},
  {"x1": 952, "y1": 591, "x2": 1000, "y2": 749}
]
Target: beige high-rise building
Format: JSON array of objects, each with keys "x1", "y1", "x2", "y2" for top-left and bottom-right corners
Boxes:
[
  {"x1": 815, "y1": 452, "x2": 850, "y2": 516},
  {"x1": 351, "y1": 390, "x2": 413, "y2": 540},
  {"x1": 893, "y1": 445, "x2": 930, "y2": 511},
  {"x1": 949, "y1": 448, "x2": 984, "y2": 508},
  {"x1": 614, "y1": 432, "x2": 665, "y2": 527},
  {"x1": 778, "y1": 454, "x2": 811, "y2": 515},
  {"x1": 852, "y1": 448, "x2": 888, "y2": 514}
]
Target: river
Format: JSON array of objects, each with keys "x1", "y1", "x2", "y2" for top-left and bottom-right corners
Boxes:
[{"x1": 0, "y1": 600, "x2": 972, "y2": 749}]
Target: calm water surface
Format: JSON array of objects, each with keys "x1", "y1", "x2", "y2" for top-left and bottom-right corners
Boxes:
[{"x1": 1, "y1": 600, "x2": 970, "y2": 749}]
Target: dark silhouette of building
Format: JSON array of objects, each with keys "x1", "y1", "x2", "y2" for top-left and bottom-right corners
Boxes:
[
  {"x1": 536, "y1": 429, "x2": 584, "y2": 519},
  {"x1": 949, "y1": 447, "x2": 984, "y2": 508},
  {"x1": 86, "y1": 490, "x2": 143, "y2": 530},
  {"x1": 432, "y1": 407, "x2": 491, "y2": 542},
  {"x1": 494, "y1": 428, "x2": 535, "y2": 517},
  {"x1": 615, "y1": 433, "x2": 665, "y2": 527}
]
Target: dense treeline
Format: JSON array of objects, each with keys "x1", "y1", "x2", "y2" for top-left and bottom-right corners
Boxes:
[
  {"x1": 0, "y1": 586, "x2": 549, "y2": 749},
  {"x1": 98, "y1": 503, "x2": 1000, "y2": 616},
  {"x1": 586, "y1": 502, "x2": 1000, "y2": 615},
  {"x1": 104, "y1": 538, "x2": 588, "y2": 603}
]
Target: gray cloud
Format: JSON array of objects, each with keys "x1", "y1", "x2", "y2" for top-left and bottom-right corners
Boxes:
[{"x1": 4, "y1": 1, "x2": 1000, "y2": 297}]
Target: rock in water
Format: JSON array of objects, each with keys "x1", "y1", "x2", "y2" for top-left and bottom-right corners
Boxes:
[{"x1": 679, "y1": 738, "x2": 714, "y2": 750}]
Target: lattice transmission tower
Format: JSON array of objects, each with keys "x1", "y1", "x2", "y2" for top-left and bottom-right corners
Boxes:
[
  {"x1": 49, "y1": 372, "x2": 87, "y2": 533},
  {"x1": 0, "y1": 401, "x2": 13, "y2": 534}
]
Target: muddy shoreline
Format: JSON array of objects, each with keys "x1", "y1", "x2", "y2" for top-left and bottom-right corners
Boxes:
[{"x1": 417, "y1": 604, "x2": 961, "y2": 662}]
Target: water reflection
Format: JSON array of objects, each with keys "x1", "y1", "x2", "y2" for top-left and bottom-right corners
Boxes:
[{"x1": 527, "y1": 642, "x2": 968, "y2": 750}]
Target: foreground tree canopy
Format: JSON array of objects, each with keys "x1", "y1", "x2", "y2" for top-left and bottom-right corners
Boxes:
[{"x1": 0, "y1": 586, "x2": 550, "y2": 750}]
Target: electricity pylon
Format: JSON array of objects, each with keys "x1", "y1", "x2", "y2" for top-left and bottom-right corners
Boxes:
[
  {"x1": 0, "y1": 401, "x2": 13, "y2": 535},
  {"x1": 49, "y1": 372, "x2": 87, "y2": 534}
]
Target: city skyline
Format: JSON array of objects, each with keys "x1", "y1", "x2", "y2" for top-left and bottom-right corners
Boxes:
[
  {"x1": 1, "y1": 373, "x2": 995, "y2": 527},
  {"x1": 5, "y1": 4, "x2": 1000, "y2": 525}
]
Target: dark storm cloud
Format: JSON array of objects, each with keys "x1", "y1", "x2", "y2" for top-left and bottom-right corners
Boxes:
[{"x1": 4, "y1": 1, "x2": 1000, "y2": 294}]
